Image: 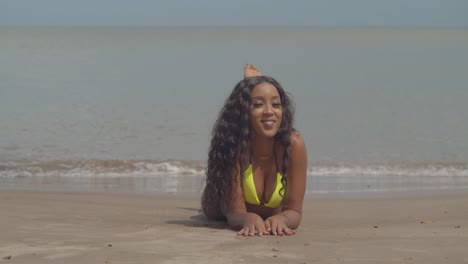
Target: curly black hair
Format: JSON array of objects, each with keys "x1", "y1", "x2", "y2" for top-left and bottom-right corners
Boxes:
[{"x1": 201, "y1": 76, "x2": 295, "y2": 220}]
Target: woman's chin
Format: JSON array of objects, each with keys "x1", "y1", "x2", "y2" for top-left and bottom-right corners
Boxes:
[{"x1": 257, "y1": 130, "x2": 278, "y2": 139}]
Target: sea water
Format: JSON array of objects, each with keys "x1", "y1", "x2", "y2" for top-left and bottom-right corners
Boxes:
[{"x1": 1, "y1": 27, "x2": 468, "y2": 196}]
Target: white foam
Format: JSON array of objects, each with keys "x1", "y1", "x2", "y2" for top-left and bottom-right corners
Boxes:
[
  {"x1": 0, "y1": 160, "x2": 205, "y2": 178},
  {"x1": 310, "y1": 164, "x2": 468, "y2": 177},
  {"x1": 134, "y1": 161, "x2": 201, "y2": 175},
  {"x1": 1, "y1": 160, "x2": 468, "y2": 178}
]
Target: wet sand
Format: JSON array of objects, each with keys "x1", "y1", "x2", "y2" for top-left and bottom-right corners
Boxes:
[{"x1": 0, "y1": 190, "x2": 467, "y2": 263}]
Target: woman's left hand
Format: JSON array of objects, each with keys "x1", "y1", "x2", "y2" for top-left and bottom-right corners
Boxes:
[{"x1": 264, "y1": 215, "x2": 297, "y2": 236}]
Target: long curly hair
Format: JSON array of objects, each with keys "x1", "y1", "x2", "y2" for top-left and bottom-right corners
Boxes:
[{"x1": 202, "y1": 76, "x2": 295, "y2": 218}]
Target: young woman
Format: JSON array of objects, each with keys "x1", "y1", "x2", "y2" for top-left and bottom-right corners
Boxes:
[{"x1": 201, "y1": 64, "x2": 307, "y2": 236}]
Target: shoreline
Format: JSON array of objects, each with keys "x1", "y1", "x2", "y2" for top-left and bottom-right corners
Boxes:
[
  {"x1": 0, "y1": 190, "x2": 467, "y2": 263},
  {"x1": 2, "y1": 173, "x2": 468, "y2": 199}
]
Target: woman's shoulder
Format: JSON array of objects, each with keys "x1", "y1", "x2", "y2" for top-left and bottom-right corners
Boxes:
[
  {"x1": 276, "y1": 130, "x2": 307, "y2": 160},
  {"x1": 288, "y1": 131, "x2": 307, "y2": 164},
  {"x1": 290, "y1": 131, "x2": 305, "y2": 149}
]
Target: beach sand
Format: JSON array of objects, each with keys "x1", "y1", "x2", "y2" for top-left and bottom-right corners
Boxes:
[{"x1": 0, "y1": 190, "x2": 467, "y2": 263}]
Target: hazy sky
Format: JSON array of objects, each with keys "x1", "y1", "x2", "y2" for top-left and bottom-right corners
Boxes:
[{"x1": 1, "y1": 0, "x2": 467, "y2": 27}]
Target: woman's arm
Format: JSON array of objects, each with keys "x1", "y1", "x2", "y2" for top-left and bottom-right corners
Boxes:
[
  {"x1": 281, "y1": 132, "x2": 308, "y2": 228},
  {"x1": 265, "y1": 132, "x2": 308, "y2": 234}
]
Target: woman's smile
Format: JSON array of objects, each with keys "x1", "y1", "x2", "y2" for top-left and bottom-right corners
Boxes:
[{"x1": 261, "y1": 119, "x2": 276, "y2": 129}]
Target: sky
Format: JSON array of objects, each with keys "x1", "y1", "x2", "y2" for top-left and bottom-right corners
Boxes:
[{"x1": 1, "y1": 0, "x2": 467, "y2": 27}]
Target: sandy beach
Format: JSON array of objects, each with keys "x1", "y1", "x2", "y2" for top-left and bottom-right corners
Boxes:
[{"x1": 0, "y1": 190, "x2": 466, "y2": 263}]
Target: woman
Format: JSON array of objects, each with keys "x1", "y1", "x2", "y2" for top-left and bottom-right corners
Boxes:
[{"x1": 201, "y1": 64, "x2": 307, "y2": 236}]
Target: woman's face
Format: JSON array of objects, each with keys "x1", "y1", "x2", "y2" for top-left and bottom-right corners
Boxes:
[{"x1": 249, "y1": 82, "x2": 283, "y2": 138}]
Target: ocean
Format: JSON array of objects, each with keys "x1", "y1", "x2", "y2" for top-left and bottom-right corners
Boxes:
[{"x1": 1, "y1": 27, "x2": 468, "y2": 196}]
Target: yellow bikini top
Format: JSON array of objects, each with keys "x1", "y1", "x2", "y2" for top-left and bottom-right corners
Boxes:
[{"x1": 242, "y1": 164, "x2": 284, "y2": 208}]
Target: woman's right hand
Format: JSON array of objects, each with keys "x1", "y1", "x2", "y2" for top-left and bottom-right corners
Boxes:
[{"x1": 237, "y1": 213, "x2": 269, "y2": 236}]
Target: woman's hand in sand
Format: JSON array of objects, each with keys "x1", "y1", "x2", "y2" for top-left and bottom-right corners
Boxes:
[
  {"x1": 243, "y1": 64, "x2": 261, "y2": 78},
  {"x1": 237, "y1": 213, "x2": 269, "y2": 237},
  {"x1": 264, "y1": 215, "x2": 297, "y2": 236}
]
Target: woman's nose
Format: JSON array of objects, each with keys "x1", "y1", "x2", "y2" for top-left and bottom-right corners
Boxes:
[{"x1": 263, "y1": 104, "x2": 273, "y2": 114}]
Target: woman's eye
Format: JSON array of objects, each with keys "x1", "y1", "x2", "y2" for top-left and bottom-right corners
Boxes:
[
  {"x1": 272, "y1": 103, "x2": 281, "y2": 108},
  {"x1": 253, "y1": 102, "x2": 263, "y2": 108}
]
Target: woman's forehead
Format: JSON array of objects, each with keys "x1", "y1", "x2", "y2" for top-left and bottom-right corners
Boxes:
[{"x1": 251, "y1": 82, "x2": 280, "y2": 97}]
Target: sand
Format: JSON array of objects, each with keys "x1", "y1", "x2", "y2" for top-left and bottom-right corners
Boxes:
[{"x1": 0, "y1": 190, "x2": 467, "y2": 264}]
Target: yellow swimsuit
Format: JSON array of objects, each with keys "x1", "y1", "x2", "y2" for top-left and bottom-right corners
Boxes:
[{"x1": 242, "y1": 164, "x2": 284, "y2": 208}]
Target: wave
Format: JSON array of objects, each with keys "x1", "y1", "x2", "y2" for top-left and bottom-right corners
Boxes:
[
  {"x1": 1, "y1": 159, "x2": 468, "y2": 178},
  {"x1": 0, "y1": 159, "x2": 205, "y2": 178},
  {"x1": 311, "y1": 162, "x2": 468, "y2": 177}
]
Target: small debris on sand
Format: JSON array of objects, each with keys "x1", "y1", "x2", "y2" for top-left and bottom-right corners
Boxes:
[{"x1": 420, "y1": 220, "x2": 433, "y2": 224}]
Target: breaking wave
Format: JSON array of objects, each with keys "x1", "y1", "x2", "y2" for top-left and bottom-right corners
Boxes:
[
  {"x1": 1, "y1": 159, "x2": 468, "y2": 178},
  {"x1": 0, "y1": 159, "x2": 205, "y2": 178}
]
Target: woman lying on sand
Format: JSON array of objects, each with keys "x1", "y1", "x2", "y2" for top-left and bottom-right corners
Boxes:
[{"x1": 201, "y1": 64, "x2": 307, "y2": 236}]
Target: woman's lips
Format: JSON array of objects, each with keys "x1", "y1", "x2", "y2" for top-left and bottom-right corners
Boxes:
[{"x1": 261, "y1": 120, "x2": 275, "y2": 129}]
